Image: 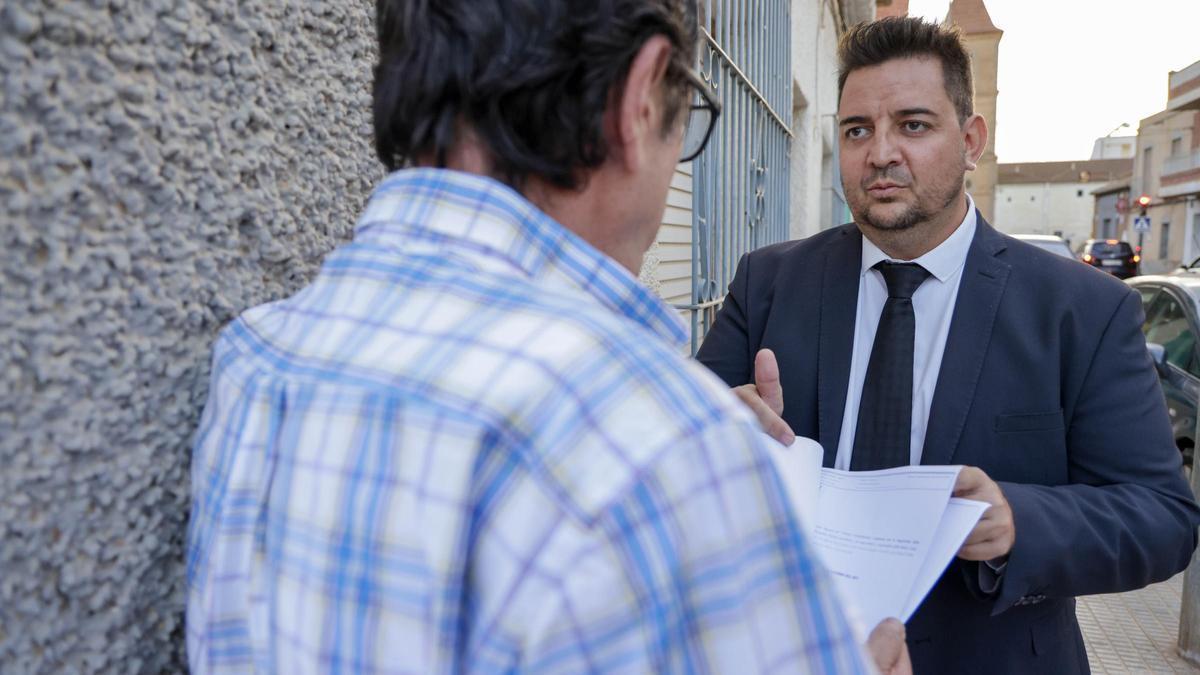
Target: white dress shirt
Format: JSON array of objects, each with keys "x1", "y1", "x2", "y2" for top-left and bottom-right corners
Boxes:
[{"x1": 834, "y1": 196, "x2": 978, "y2": 470}]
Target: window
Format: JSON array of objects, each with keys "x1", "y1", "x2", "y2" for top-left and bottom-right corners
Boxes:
[
  {"x1": 1172, "y1": 137, "x2": 1184, "y2": 157},
  {"x1": 685, "y1": 0, "x2": 791, "y2": 354},
  {"x1": 1089, "y1": 241, "x2": 1134, "y2": 256},
  {"x1": 1161, "y1": 222, "x2": 1171, "y2": 260},
  {"x1": 1143, "y1": 146, "x2": 1154, "y2": 183},
  {"x1": 1135, "y1": 285, "x2": 1160, "y2": 310},
  {"x1": 1143, "y1": 291, "x2": 1199, "y2": 376}
]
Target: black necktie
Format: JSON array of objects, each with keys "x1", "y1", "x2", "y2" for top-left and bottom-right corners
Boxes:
[{"x1": 851, "y1": 261, "x2": 931, "y2": 471}]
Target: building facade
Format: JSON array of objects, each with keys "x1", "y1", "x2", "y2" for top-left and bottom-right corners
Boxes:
[
  {"x1": 1092, "y1": 135, "x2": 1137, "y2": 160},
  {"x1": 994, "y1": 159, "x2": 1132, "y2": 248},
  {"x1": 647, "y1": 0, "x2": 874, "y2": 350},
  {"x1": 1092, "y1": 178, "x2": 1132, "y2": 242},
  {"x1": 945, "y1": 0, "x2": 1001, "y2": 223},
  {"x1": 1128, "y1": 58, "x2": 1200, "y2": 272}
]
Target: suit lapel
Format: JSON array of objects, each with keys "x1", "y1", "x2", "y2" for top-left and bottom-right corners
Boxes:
[
  {"x1": 817, "y1": 225, "x2": 863, "y2": 467},
  {"x1": 921, "y1": 216, "x2": 1011, "y2": 466}
]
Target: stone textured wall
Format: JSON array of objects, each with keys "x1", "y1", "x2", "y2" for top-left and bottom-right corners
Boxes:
[{"x1": 0, "y1": 2, "x2": 381, "y2": 671}]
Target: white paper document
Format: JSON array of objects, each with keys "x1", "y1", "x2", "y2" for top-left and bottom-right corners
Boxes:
[
  {"x1": 900, "y1": 497, "x2": 990, "y2": 619},
  {"x1": 764, "y1": 437, "x2": 988, "y2": 631}
]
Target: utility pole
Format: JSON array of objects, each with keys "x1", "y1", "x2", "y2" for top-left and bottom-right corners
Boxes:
[{"x1": 1137, "y1": 194, "x2": 1152, "y2": 259}]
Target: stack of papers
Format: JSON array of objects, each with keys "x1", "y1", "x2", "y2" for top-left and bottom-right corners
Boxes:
[{"x1": 765, "y1": 437, "x2": 989, "y2": 631}]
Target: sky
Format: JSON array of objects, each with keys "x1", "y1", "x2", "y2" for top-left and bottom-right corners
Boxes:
[{"x1": 908, "y1": 0, "x2": 1200, "y2": 163}]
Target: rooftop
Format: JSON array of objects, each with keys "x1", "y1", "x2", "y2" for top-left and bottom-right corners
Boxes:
[{"x1": 998, "y1": 159, "x2": 1133, "y2": 185}]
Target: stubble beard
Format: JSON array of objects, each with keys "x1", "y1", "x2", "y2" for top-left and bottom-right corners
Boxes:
[{"x1": 850, "y1": 179, "x2": 963, "y2": 238}]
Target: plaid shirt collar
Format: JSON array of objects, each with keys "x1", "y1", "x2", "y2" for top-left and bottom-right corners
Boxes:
[{"x1": 355, "y1": 168, "x2": 688, "y2": 347}]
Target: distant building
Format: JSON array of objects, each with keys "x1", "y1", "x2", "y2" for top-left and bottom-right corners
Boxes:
[
  {"x1": 994, "y1": 159, "x2": 1132, "y2": 248},
  {"x1": 1127, "y1": 58, "x2": 1200, "y2": 272},
  {"x1": 1091, "y1": 136, "x2": 1137, "y2": 160},
  {"x1": 944, "y1": 0, "x2": 1001, "y2": 224},
  {"x1": 1091, "y1": 177, "x2": 1132, "y2": 242}
]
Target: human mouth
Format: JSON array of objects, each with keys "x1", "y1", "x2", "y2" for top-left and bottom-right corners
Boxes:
[{"x1": 866, "y1": 182, "x2": 906, "y2": 198}]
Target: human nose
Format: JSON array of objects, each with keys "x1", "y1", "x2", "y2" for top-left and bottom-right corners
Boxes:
[{"x1": 866, "y1": 127, "x2": 902, "y2": 169}]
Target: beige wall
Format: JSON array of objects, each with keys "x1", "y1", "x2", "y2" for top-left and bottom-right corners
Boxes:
[
  {"x1": 640, "y1": 164, "x2": 696, "y2": 307},
  {"x1": 964, "y1": 32, "x2": 1001, "y2": 223},
  {"x1": 994, "y1": 182, "x2": 1096, "y2": 248},
  {"x1": 1131, "y1": 109, "x2": 1198, "y2": 271},
  {"x1": 1137, "y1": 200, "x2": 1190, "y2": 272},
  {"x1": 790, "y1": 0, "x2": 846, "y2": 239},
  {"x1": 639, "y1": 164, "x2": 694, "y2": 340}
]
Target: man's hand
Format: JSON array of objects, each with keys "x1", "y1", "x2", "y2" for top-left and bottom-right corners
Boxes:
[
  {"x1": 953, "y1": 466, "x2": 1016, "y2": 561},
  {"x1": 732, "y1": 349, "x2": 795, "y2": 445},
  {"x1": 866, "y1": 618, "x2": 912, "y2": 675}
]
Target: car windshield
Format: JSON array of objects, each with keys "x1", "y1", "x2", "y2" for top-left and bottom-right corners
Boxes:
[
  {"x1": 1025, "y1": 240, "x2": 1074, "y2": 258},
  {"x1": 1090, "y1": 242, "x2": 1133, "y2": 256}
]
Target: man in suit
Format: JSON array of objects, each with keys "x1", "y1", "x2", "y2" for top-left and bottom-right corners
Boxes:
[{"x1": 697, "y1": 16, "x2": 1200, "y2": 674}]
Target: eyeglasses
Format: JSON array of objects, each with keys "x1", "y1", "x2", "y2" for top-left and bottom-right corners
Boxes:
[{"x1": 678, "y1": 67, "x2": 721, "y2": 163}]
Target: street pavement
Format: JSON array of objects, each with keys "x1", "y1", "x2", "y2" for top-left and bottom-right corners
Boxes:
[{"x1": 1078, "y1": 572, "x2": 1200, "y2": 673}]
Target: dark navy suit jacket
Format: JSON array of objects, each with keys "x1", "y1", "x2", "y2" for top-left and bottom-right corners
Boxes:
[{"x1": 696, "y1": 217, "x2": 1200, "y2": 674}]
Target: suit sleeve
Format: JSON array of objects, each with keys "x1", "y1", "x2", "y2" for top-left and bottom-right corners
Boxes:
[
  {"x1": 695, "y1": 253, "x2": 755, "y2": 387},
  {"x1": 992, "y1": 288, "x2": 1200, "y2": 614}
]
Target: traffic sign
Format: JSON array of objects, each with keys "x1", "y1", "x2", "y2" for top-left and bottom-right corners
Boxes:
[{"x1": 1134, "y1": 216, "x2": 1151, "y2": 232}]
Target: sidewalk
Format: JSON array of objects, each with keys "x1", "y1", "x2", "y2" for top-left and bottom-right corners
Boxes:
[{"x1": 1078, "y1": 573, "x2": 1200, "y2": 673}]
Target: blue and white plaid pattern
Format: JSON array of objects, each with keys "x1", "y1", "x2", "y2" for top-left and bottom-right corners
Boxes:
[{"x1": 185, "y1": 169, "x2": 867, "y2": 674}]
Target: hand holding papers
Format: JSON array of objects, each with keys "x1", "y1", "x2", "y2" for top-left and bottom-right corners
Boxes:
[{"x1": 765, "y1": 437, "x2": 988, "y2": 633}]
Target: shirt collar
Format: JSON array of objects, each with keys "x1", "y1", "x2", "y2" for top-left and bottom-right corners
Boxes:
[
  {"x1": 860, "y1": 193, "x2": 978, "y2": 283},
  {"x1": 353, "y1": 168, "x2": 688, "y2": 346}
]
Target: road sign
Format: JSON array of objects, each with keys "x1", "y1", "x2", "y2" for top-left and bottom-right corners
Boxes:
[{"x1": 1134, "y1": 216, "x2": 1152, "y2": 232}]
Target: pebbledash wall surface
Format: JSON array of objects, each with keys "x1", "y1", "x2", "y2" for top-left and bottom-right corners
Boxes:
[{"x1": 0, "y1": 2, "x2": 382, "y2": 671}]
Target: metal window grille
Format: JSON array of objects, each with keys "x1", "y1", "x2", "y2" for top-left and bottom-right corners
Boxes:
[{"x1": 677, "y1": 0, "x2": 793, "y2": 354}]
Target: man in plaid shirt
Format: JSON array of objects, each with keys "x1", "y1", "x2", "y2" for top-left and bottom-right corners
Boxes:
[{"x1": 186, "y1": 1, "x2": 907, "y2": 672}]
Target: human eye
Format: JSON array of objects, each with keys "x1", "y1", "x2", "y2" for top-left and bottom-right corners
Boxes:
[
  {"x1": 902, "y1": 120, "x2": 930, "y2": 133},
  {"x1": 844, "y1": 126, "x2": 870, "y2": 140}
]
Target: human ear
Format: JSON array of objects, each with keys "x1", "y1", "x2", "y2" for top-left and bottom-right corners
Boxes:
[
  {"x1": 610, "y1": 35, "x2": 675, "y2": 172},
  {"x1": 962, "y1": 113, "x2": 988, "y2": 171}
]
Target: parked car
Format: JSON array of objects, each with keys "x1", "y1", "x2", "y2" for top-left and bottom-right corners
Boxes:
[
  {"x1": 1080, "y1": 239, "x2": 1140, "y2": 279},
  {"x1": 1127, "y1": 274, "x2": 1200, "y2": 472},
  {"x1": 1010, "y1": 233, "x2": 1075, "y2": 259}
]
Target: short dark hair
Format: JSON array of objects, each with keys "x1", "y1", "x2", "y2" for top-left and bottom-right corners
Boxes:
[
  {"x1": 373, "y1": 0, "x2": 698, "y2": 190},
  {"x1": 837, "y1": 16, "x2": 974, "y2": 123}
]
